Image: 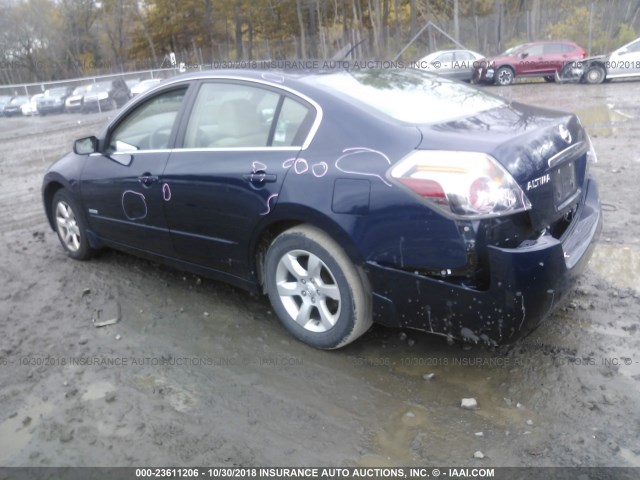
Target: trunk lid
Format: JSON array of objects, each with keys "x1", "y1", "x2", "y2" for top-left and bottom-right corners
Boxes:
[{"x1": 416, "y1": 102, "x2": 588, "y2": 231}]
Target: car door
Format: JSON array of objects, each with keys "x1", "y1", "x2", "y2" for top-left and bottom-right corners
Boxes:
[
  {"x1": 432, "y1": 52, "x2": 455, "y2": 76},
  {"x1": 540, "y1": 43, "x2": 569, "y2": 74},
  {"x1": 80, "y1": 86, "x2": 189, "y2": 254},
  {"x1": 611, "y1": 39, "x2": 640, "y2": 77},
  {"x1": 162, "y1": 80, "x2": 316, "y2": 279},
  {"x1": 519, "y1": 44, "x2": 545, "y2": 74},
  {"x1": 452, "y1": 51, "x2": 475, "y2": 81}
]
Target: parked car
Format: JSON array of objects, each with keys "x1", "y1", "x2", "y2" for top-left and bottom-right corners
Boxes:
[
  {"x1": 130, "y1": 78, "x2": 162, "y2": 96},
  {"x1": 82, "y1": 79, "x2": 130, "y2": 113},
  {"x1": 415, "y1": 49, "x2": 485, "y2": 82},
  {"x1": 65, "y1": 85, "x2": 91, "y2": 113},
  {"x1": 3, "y1": 96, "x2": 30, "y2": 117},
  {"x1": 126, "y1": 79, "x2": 141, "y2": 91},
  {"x1": 556, "y1": 37, "x2": 640, "y2": 84},
  {"x1": 0, "y1": 95, "x2": 13, "y2": 116},
  {"x1": 473, "y1": 41, "x2": 586, "y2": 85},
  {"x1": 37, "y1": 86, "x2": 74, "y2": 115},
  {"x1": 43, "y1": 69, "x2": 601, "y2": 349},
  {"x1": 21, "y1": 94, "x2": 44, "y2": 116}
]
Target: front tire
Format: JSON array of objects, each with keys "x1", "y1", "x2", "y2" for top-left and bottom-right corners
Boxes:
[
  {"x1": 264, "y1": 225, "x2": 372, "y2": 349},
  {"x1": 495, "y1": 66, "x2": 514, "y2": 86},
  {"x1": 52, "y1": 189, "x2": 95, "y2": 260},
  {"x1": 584, "y1": 65, "x2": 606, "y2": 84}
]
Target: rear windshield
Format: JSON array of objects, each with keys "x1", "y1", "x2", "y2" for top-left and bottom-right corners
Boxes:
[{"x1": 309, "y1": 69, "x2": 505, "y2": 124}]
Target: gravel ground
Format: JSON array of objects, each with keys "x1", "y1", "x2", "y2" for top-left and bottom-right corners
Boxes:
[{"x1": 0, "y1": 79, "x2": 639, "y2": 468}]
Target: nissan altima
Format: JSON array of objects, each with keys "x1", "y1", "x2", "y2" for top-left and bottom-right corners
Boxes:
[{"x1": 42, "y1": 69, "x2": 601, "y2": 349}]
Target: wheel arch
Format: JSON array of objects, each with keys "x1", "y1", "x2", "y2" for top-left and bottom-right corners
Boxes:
[
  {"x1": 249, "y1": 207, "x2": 365, "y2": 292},
  {"x1": 497, "y1": 64, "x2": 515, "y2": 72},
  {"x1": 585, "y1": 60, "x2": 608, "y2": 81},
  {"x1": 494, "y1": 64, "x2": 516, "y2": 85},
  {"x1": 43, "y1": 180, "x2": 66, "y2": 230}
]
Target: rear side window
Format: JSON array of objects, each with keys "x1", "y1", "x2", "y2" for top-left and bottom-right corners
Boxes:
[
  {"x1": 436, "y1": 52, "x2": 454, "y2": 63},
  {"x1": 272, "y1": 97, "x2": 312, "y2": 147},
  {"x1": 455, "y1": 52, "x2": 475, "y2": 61},
  {"x1": 544, "y1": 44, "x2": 565, "y2": 54}
]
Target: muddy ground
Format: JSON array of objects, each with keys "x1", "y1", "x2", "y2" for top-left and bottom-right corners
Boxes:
[{"x1": 0, "y1": 79, "x2": 639, "y2": 469}]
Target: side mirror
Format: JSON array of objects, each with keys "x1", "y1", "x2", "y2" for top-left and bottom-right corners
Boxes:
[
  {"x1": 617, "y1": 47, "x2": 628, "y2": 55},
  {"x1": 74, "y1": 136, "x2": 98, "y2": 155},
  {"x1": 520, "y1": 52, "x2": 529, "y2": 59}
]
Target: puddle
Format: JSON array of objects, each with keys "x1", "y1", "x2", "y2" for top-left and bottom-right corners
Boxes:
[
  {"x1": 620, "y1": 447, "x2": 640, "y2": 467},
  {"x1": 574, "y1": 104, "x2": 634, "y2": 137},
  {"x1": 588, "y1": 244, "x2": 640, "y2": 292},
  {"x1": 81, "y1": 381, "x2": 116, "y2": 401},
  {"x1": 0, "y1": 399, "x2": 53, "y2": 463},
  {"x1": 350, "y1": 344, "x2": 539, "y2": 465},
  {"x1": 357, "y1": 406, "x2": 432, "y2": 466}
]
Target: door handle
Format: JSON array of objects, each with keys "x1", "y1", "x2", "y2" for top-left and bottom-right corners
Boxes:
[
  {"x1": 138, "y1": 174, "x2": 159, "y2": 187},
  {"x1": 243, "y1": 173, "x2": 277, "y2": 183}
]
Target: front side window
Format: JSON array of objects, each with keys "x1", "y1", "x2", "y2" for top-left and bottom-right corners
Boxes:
[
  {"x1": 525, "y1": 45, "x2": 544, "y2": 56},
  {"x1": 107, "y1": 88, "x2": 186, "y2": 153}
]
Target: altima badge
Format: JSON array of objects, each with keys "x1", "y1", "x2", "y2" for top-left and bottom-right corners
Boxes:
[{"x1": 559, "y1": 124, "x2": 572, "y2": 144}]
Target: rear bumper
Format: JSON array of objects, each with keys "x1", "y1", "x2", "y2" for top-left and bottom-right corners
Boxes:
[{"x1": 366, "y1": 176, "x2": 601, "y2": 345}]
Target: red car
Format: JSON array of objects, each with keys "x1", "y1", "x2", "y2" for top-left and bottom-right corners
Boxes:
[{"x1": 473, "y1": 41, "x2": 586, "y2": 86}]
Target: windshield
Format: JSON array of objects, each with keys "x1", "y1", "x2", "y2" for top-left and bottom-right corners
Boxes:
[
  {"x1": 11, "y1": 97, "x2": 28, "y2": 104},
  {"x1": 72, "y1": 86, "x2": 88, "y2": 95},
  {"x1": 309, "y1": 69, "x2": 505, "y2": 124}
]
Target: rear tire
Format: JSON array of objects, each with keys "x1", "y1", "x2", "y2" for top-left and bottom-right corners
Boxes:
[
  {"x1": 52, "y1": 189, "x2": 95, "y2": 260},
  {"x1": 264, "y1": 225, "x2": 372, "y2": 349},
  {"x1": 543, "y1": 76, "x2": 555, "y2": 82}
]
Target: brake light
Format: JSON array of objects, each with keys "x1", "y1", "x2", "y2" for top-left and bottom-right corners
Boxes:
[
  {"x1": 389, "y1": 150, "x2": 532, "y2": 219},
  {"x1": 397, "y1": 177, "x2": 447, "y2": 204}
]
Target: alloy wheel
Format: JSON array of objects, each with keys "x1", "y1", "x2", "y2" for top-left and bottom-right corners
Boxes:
[{"x1": 275, "y1": 249, "x2": 342, "y2": 332}]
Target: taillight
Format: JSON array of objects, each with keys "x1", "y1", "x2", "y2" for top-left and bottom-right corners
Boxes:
[
  {"x1": 389, "y1": 150, "x2": 532, "y2": 219},
  {"x1": 581, "y1": 50, "x2": 586, "y2": 58}
]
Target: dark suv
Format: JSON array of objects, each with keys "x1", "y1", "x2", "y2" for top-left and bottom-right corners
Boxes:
[
  {"x1": 473, "y1": 41, "x2": 586, "y2": 86},
  {"x1": 82, "y1": 79, "x2": 130, "y2": 113},
  {"x1": 37, "y1": 87, "x2": 74, "y2": 115}
]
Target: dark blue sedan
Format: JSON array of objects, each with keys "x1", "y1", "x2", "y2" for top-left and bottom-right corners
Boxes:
[{"x1": 42, "y1": 69, "x2": 601, "y2": 349}]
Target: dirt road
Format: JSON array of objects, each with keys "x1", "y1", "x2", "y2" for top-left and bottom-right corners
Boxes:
[{"x1": 1, "y1": 79, "x2": 639, "y2": 468}]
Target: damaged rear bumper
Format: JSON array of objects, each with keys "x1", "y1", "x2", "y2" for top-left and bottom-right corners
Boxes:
[{"x1": 366, "y1": 176, "x2": 602, "y2": 345}]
